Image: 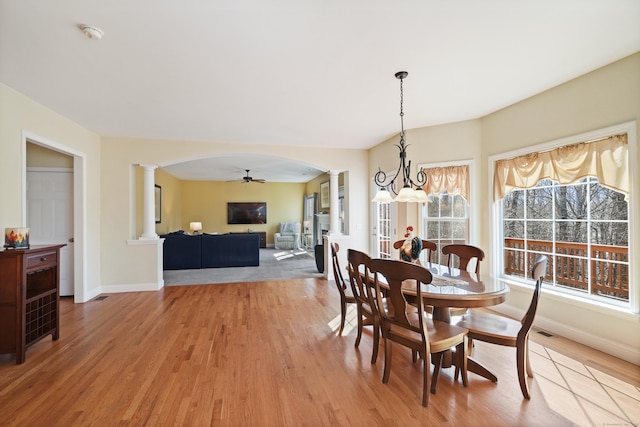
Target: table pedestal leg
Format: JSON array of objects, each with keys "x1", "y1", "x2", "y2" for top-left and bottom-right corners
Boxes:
[
  {"x1": 467, "y1": 357, "x2": 498, "y2": 382},
  {"x1": 432, "y1": 306, "x2": 498, "y2": 382}
]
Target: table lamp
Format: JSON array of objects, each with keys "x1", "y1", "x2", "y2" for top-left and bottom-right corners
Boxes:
[{"x1": 190, "y1": 222, "x2": 202, "y2": 234}]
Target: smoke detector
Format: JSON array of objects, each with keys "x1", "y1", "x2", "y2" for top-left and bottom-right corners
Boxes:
[{"x1": 80, "y1": 25, "x2": 104, "y2": 40}]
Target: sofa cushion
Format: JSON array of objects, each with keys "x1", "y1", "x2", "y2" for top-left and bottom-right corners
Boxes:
[
  {"x1": 161, "y1": 233, "x2": 202, "y2": 270},
  {"x1": 201, "y1": 233, "x2": 260, "y2": 268}
]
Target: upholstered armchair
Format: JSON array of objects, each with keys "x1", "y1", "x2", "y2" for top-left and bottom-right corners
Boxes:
[{"x1": 274, "y1": 222, "x2": 301, "y2": 250}]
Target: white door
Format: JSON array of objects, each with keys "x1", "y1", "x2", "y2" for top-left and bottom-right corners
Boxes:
[
  {"x1": 371, "y1": 183, "x2": 397, "y2": 258},
  {"x1": 27, "y1": 169, "x2": 74, "y2": 296}
]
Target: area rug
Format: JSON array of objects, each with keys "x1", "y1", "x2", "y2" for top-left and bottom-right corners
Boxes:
[{"x1": 164, "y1": 248, "x2": 323, "y2": 286}]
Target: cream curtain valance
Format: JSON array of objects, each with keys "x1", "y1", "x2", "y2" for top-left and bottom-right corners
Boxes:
[
  {"x1": 423, "y1": 165, "x2": 469, "y2": 200},
  {"x1": 493, "y1": 134, "x2": 628, "y2": 201}
]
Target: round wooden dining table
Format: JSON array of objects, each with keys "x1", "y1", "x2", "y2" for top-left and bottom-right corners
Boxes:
[
  {"x1": 400, "y1": 263, "x2": 510, "y2": 381},
  {"x1": 413, "y1": 263, "x2": 509, "y2": 323}
]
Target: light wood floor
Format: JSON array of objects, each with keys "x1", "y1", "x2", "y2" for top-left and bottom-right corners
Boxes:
[{"x1": 1, "y1": 279, "x2": 638, "y2": 426}]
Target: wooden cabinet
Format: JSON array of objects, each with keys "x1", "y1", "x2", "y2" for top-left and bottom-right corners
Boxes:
[{"x1": 0, "y1": 244, "x2": 65, "y2": 364}]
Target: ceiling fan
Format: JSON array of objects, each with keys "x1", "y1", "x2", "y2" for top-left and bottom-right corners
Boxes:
[{"x1": 228, "y1": 169, "x2": 266, "y2": 184}]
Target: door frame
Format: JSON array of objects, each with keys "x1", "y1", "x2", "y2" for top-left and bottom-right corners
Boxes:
[{"x1": 22, "y1": 131, "x2": 89, "y2": 303}]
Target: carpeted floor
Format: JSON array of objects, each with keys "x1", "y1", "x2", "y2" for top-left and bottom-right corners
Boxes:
[{"x1": 163, "y1": 248, "x2": 323, "y2": 286}]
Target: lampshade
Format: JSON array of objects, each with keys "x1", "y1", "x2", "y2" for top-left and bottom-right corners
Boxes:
[
  {"x1": 372, "y1": 189, "x2": 394, "y2": 203},
  {"x1": 190, "y1": 222, "x2": 202, "y2": 233},
  {"x1": 394, "y1": 186, "x2": 417, "y2": 203},
  {"x1": 413, "y1": 188, "x2": 430, "y2": 203}
]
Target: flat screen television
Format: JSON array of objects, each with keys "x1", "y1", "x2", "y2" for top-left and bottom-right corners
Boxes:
[{"x1": 227, "y1": 202, "x2": 267, "y2": 224}]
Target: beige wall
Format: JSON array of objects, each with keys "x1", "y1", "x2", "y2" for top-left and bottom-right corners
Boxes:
[
  {"x1": 370, "y1": 52, "x2": 640, "y2": 363},
  {"x1": 479, "y1": 52, "x2": 640, "y2": 363},
  {"x1": 179, "y1": 180, "x2": 306, "y2": 244},
  {"x1": 100, "y1": 136, "x2": 370, "y2": 289},
  {"x1": 3, "y1": 51, "x2": 637, "y2": 362},
  {"x1": 0, "y1": 83, "x2": 102, "y2": 303},
  {"x1": 142, "y1": 169, "x2": 326, "y2": 243},
  {"x1": 27, "y1": 142, "x2": 73, "y2": 168},
  {"x1": 369, "y1": 119, "x2": 483, "y2": 243},
  {"x1": 136, "y1": 167, "x2": 183, "y2": 236}
]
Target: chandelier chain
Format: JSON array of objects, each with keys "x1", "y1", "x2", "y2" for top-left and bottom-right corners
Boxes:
[{"x1": 399, "y1": 76, "x2": 404, "y2": 138}]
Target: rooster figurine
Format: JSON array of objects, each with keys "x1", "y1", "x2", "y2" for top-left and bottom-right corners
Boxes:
[{"x1": 400, "y1": 226, "x2": 422, "y2": 263}]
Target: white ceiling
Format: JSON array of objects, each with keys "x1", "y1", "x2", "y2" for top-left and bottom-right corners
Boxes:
[{"x1": 2, "y1": 1, "x2": 639, "y2": 182}]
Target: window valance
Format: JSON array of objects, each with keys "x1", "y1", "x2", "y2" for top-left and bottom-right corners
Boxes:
[
  {"x1": 493, "y1": 134, "x2": 628, "y2": 201},
  {"x1": 423, "y1": 165, "x2": 469, "y2": 200}
]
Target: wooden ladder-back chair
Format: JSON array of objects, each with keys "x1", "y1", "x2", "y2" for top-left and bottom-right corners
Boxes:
[
  {"x1": 442, "y1": 244, "x2": 485, "y2": 274},
  {"x1": 369, "y1": 258, "x2": 468, "y2": 407},
  {"x1": 455, "y1": 255, "x2": 548, "y2": 399},
  {"x1": 393, "y1": 239, "x2": 437, "y2": 265},
  {"x1": 330, "y1": 243, "x2": 357, "y2": 336},
  {"x1": 346, "y1": 249, "x2": 378, "y2": 364}
]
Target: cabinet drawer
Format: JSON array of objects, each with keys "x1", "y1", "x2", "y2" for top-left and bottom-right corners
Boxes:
[{"x1": 26, "y1": 251, "x2": 57, "y2": 271}]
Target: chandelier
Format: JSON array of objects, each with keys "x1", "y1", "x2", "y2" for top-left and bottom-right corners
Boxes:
[{"x1": 371, "y1": 71, "x2": 429, "y2": 203}]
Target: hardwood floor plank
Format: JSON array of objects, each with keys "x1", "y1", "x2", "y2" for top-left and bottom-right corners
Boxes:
[{"x1": 1, "y1": 279, "x2": 638, "y2": 426}]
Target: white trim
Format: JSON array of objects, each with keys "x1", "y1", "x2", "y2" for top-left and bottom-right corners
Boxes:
[
  {"x1": 26, "y1": 167, "x2": 73, "y2": 173},
  {"x1": 488, "y1": 120, "x2": 638, "y2": 314},
  {"x1": 501, "y1": 277, "x2": 636, "y2": 320},
  {"x1": 126, "y1": 238, "x2": 164, "y2": 245},
  {"x1": 100, "y1": 282, "x2": 164, "y2": 294},
  {"x1": 488, "y1": 301, "x2": 640, "y2": 365},
  {"x1": 488, "y1": 122, "x2": 635, "y2": 162}
]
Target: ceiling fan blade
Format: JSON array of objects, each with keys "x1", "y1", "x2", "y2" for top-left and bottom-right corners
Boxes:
[{"x1": 253, "y1": 179, "x2": 266, "y2": 183}]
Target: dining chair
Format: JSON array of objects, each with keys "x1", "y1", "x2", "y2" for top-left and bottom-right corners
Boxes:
[
  {"x1": 346, "y1": 249, "x2": 379, "y2": 364},
  {"x1": 442, "y1": 244, "x2": 485, "y2": 274},
  {"x1": 393, "y1": 239, "x2": 437, "y2": 265},
  {"x1": 369, "y1": 258, "x2": 468, "y2": 407},
  {"x1": 455, "y1": 255, "x2": 548, "y2": 399},
  {"x1": 330, "y1": 242, "x2": 357, "y2": 336}
]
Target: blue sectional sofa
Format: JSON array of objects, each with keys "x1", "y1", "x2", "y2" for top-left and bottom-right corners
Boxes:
[{"x1": 161, "y1": 231, "x2": 260, "y2": 270}]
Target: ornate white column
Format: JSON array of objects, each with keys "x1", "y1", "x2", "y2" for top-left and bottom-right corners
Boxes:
[
  {"x1": 139, "y1": 164, "x2": 158, "y2": 239},
  {"x1": 328, "y1": 170, "x2": 341, "y2": 235}
]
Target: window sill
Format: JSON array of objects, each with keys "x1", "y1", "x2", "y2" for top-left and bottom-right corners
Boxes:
[{"x1": 499, "y1": 276, "x2": 639, "y2": 322}]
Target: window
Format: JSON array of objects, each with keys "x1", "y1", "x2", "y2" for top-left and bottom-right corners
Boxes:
[
  {"x1": 503, "y1": 178, "x2": 629, "y2": 303},
  {"x1": 424, "y1": 193, "x2": 469, "y2": 265},
  {"x1": 420, "y1": 164, "x2": 470, "y2": 266},
  {"x1": 495, "y1": 132, "x2": 630, "y2": 307}
]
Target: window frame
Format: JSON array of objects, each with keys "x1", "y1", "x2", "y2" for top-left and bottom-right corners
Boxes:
[
  {"x1": 418, "y1": 160, "x2": 476, "y2": 265},
  {"x1": 489, "y1": 121, "x2": 638, "y2": 314}
]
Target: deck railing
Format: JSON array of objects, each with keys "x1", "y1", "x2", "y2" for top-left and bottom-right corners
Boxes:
[{"x1": 504, "y1": 238, "x2": 628, "y2": 300}]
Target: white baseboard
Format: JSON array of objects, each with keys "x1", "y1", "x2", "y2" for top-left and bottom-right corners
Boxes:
[
  {"x1": 489, "y1": 304, "x2": 640, "y2": 365},
  {"x1": 100, "y1": 280, "x2": 164, "y2": 294}
]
